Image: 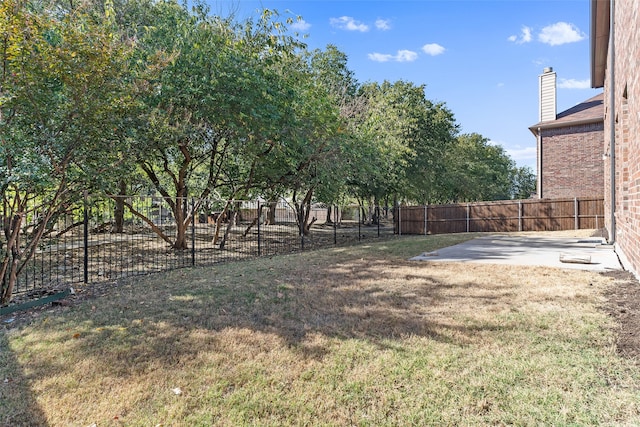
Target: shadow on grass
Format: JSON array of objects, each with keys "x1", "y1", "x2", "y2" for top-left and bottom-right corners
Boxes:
[
  {"x1": 0, "y1": 332, "x2": 49, "y2": 427},
  {"x1": 15, "y1": 247, "x2": 515, "y2": 380}
]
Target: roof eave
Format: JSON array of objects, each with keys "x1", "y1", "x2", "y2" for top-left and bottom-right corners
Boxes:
[
  {"x1": 590, "y1": 0, "x2": 610, "y2": 88},
  {"x1": 528, "y1": 117, "x2": 604, "y2": 136}
]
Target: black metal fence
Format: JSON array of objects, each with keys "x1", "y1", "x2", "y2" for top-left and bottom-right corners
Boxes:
[
  {"x1": 3, "y1": 195, "x2": 607, "y2": 310},
  {"x1": 3, "y1": 195, "x2": 395, "y2": 304}
]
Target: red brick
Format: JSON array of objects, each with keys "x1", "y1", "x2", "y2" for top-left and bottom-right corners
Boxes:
[{"x1": 602, "y1": 0, "x2": 640, "y2": 277}]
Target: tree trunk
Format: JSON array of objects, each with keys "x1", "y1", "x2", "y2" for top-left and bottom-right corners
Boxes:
[
  {"x1": 219, "y1": 210, "x2": 237, "y2": 249},
  {"x1": 1, "y1": 258, "x2": 18, "y2": 305},
  {"x1": 112, "y1": 180, "x2": 126, "y2": 233},
  {"x1": 296, "y1": 194, "x2": 317, "y2": 235},
  {"x1": 1, "y1": 213, "x2": 24, "y2": 305},
  {"x1": 267, "y1": 202, "x2": 277, "y2": 225},
  {"x1": 325, "y1": 206, "x2": 333, "y2": 224},
  {"x1": 173, "y1": 197, "x2": 188, "y2": 250},
  {"x1": 360, "y1": 204, "x2": 367, "y2": 224},
  {"x1": 305, "y1": 216, "x2": 317, "y2": 234},
  {"x1": 234, "y1": 201, "x2": 243, "y2": 223},
  {"x1": 213, "y1": 200, "x2": 232, "y2": 245},
  {"x1": 242, "y1": 217, "x2": 258, "y2": 237}
]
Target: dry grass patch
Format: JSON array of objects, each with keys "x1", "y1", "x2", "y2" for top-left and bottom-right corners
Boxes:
[{"x1": 2, "y1": 233, "x2": 640, "y2": 426}]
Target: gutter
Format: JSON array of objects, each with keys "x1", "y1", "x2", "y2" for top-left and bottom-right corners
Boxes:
[
  {"x1": 528, "y1": 117, "x2": 603, "y2": 136},
  {"x1": 536, "y1": 127, "x2": 542, "y2": 198}
]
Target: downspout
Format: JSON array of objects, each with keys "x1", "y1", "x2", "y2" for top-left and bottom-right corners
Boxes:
[
  {"x1": 537, "y1": 128, "x2": 542, "y2": 198},
  {"x1": 608, "y1": 0, "x2": 616, "y2": 243}
]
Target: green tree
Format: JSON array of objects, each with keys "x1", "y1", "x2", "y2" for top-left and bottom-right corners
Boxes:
[
  {"x1": 353, "y1": 80, "x2": 458, "y2": 208},
  {"x1": 248, "y1": 47, "x2": 346, "y2": 235},
  {"x1": 510, "y1": 166, "x2": 536, "y2": 199},
  {"x1": 119, "y1": 3, "x2": 304, "y2": 248},
  {"x1": 210, "y1": 41, "x2": 369, "y2": 235},
  {"x1": 443, "y1": 133, "x2": 516, "y2": 202},
  {"x1": 353, "y1": 81, "x2": 412, "y2": 205},
  {"x1": 0, "y1": 0, "x2": 133, "y2": 303},
  {"x1": 307, "y1": 45, "x2": 361, "y2": 222}
]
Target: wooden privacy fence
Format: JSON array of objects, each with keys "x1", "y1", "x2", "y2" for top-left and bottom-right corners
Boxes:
[{"x1": 395, "y1": 197, "x2": 604, "y2": 235}]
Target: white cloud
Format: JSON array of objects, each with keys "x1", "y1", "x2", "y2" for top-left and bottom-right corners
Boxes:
[
  {"x1": 507, "y1": 146, "x2": 537, "y2": 162},
  {"x1": 422, "y1": 43, "x2": 445, "y2": 56},
  {"x1": 538, "y1": 22, "x2": 585, "y2": 46},
  {"x1": 368, "y1": 52, "x2": 394, "y2": 62},
  {"x1": 508, "y1": 26, "x2": 532, "y2": 44},
  {"x1": 330, "y1": 16, "x2": 369, "y2": 32},
  {"x1": 375, "y1": 19, "x2": 391, "y2": 30},
  {"x1": 291, "y1": 19, "x2": 311, "y2": 31},
  {"x1": 397, "y1": 50, "x2": 418, "y2": 62},
  {"x1": 557, "y1": 78, "x2": 591, "y2": 89},
  {"x1": 368, "y1": 50, "x2": 418, "y2": 63}
]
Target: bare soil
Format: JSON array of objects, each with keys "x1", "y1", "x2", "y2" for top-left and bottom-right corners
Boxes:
[{"x1": 603, "y1": 269, "x2": 640, "y2": 360}]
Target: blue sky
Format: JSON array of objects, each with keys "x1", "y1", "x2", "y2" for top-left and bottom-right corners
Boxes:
[{"x1": 214, "y1": 0, "x2": 601, "y2": 171}]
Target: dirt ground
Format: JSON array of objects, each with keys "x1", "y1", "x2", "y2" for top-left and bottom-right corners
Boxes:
[{"x1": 603, "y1": 269, "x2": 640, "y2": 360}]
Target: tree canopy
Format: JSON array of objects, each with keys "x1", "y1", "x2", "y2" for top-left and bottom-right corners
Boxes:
[
  {"x1": 2, "y1": 0, "x2": 535, "y2": 208},
  {"x1": 1, "y1": 0, "x2": 136, "y2": 302},
  {"x1": 0, "y1": 0, "x2": 535, "y2": 300},
  {"x1": 1, "y1": 0, "x2": 536, "y2": 301}
]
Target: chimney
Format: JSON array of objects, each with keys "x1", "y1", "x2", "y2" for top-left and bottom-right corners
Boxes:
[{"x1": 539, "y1": 67, "x2": 557, "y2": 122}]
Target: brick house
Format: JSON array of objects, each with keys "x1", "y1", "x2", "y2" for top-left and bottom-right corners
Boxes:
[
  {"x1": 591, "y1": 0, "x2": 640, "y2": 277},
  {"x1": 529, "y1": 68, "x2": 605, "y2": 199}
]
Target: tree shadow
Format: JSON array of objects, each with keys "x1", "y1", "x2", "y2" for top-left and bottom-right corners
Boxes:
[
  {"x1": 0, "y1": 332, "x2": 49, "y2": 427},
  {"x1": 22, "y1": 257, "x2": 516, "y2": 365},
  {"x1": 0, "y1": 254, "x2": 527, "y2": 424}
]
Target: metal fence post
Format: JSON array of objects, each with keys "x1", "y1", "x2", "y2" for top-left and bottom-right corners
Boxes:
[
  {"x1": 191, "y1": 198, "x2": 196, "y2": 266},
  {"x1": 398, "y1": 206, "x2": 402, "y2": 236},
  {"x1": 333, "y1": 205, "x2": 338, "y2": 245},
  {"x1": 300, "y1": 211, "x2": 305, "y2": 251},
  {"x1": 358, "y1": 206, "x2": 361, "y2": 241},
  {"x1": 376, "y1": 206, "x2": 380, "y2": 237},
  {"x1": 257, "y1": 201, "x2": 262, "y2": 256},
  {"x1": 83, "y1": 191, "x2": 89, "y2": 284}
]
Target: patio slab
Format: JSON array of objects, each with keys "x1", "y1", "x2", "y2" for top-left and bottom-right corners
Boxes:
[{"x1": 410, "y1": 235, "x2": 622, "y2": 272}]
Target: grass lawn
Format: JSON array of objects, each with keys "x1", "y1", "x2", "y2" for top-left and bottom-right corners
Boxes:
[{"x1": 1, "y1": 233, "x2": 639, "y2": 426}]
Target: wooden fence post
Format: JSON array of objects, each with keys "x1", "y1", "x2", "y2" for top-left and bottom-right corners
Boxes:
[
  {"x1": 518, "y1": 201, "x2": 523, "y2": 232},
  {"x1": 424, "y1": 205, "x2": 428, "y2": 235},
  {"x1": 466, "y1": 204, "x2": 470, "y2": 233},
  {"x1": 574, "y1": 197, "x2": 579, "y2": 230}
]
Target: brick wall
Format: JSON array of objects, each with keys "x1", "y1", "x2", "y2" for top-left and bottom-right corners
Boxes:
[
  {"x1": 540, "y1": 123, "x2": 605, "y2": 199},
  {"x1": 604, "y1": 0, "x2": 640, "y2": 277}
]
